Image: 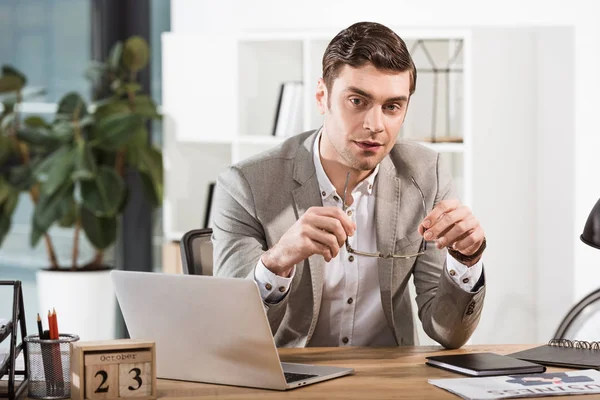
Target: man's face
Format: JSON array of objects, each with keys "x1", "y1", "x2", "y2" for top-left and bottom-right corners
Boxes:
[{"x1": 316, "y1": 64, "x2": 411, "y2": 172}]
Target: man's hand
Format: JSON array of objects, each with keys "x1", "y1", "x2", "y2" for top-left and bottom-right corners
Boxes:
[
  {"x1": 418, "y1": 199, "x2": 485, "y2": 259},
  {"x1": 261, "y1": 207, "x2": 356, "y2": 277}
]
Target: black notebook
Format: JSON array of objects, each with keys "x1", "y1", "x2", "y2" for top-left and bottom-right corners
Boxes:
[
  {"x1": 509, "y1": 339, "x2": 600, "y2": 369},
  {"x1": 425, "y1": 352, "x2": 546, "y2": 377}
]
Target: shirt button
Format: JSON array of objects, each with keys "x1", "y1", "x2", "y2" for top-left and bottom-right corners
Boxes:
[
  {"x1": 333, "y1": 195, "x2": 339, "y2": 202},
  {"x1": 278, "y1": 286, "x2": 286, "y2": 293},
  {"x1": 265, "y1": 283, "x2": 272, "y2": 290},
  {"x1": 449, "y1": 270, "x2": 456, "y2": 276},
  {"x1": 368, "y1": 184, "x2": 373, "y2": 190},
  {"x1": 348, "y1": 255, "x2": 354, "y2": 262},
  {"x1": 347, "y1": 298, "x2": 353, "y2": 304},
  {"x1": 321, "y1": 191, "x2": 326, "y2": 197},
  {"x1": 462, "y1": 278, "x2": 469, "y2": 284},
  {"x1": 342, "y1": 337, "x2": 349, "y2": 344},
  {"x1": 347, "y1": 210, "x2": 353, "y2": 216}
]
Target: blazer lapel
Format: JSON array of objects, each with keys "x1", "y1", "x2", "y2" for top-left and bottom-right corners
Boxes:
[
  {"x1": 375, "y1": 156, "x2": 401, "y2": 334},
  {"x1": 291, "y1": 132, "x2": 325, "y2": 345}
]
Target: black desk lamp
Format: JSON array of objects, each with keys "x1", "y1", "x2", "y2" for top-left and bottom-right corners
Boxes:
[
  {"x1": 581, "y1": 198, "x2": 600, "y2": 249},
  {"x1": 553, "y1": 197, "x2": 600, "y2": 338}
]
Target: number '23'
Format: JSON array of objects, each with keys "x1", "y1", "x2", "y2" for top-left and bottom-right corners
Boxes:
[{"x1": 95, "y1": 368, "x2": 143, "y2": 393}]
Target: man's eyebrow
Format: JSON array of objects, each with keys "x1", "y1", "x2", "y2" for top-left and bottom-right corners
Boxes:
[{"x1": 345, "y1": 86, "x2": 408, "y2": 103}]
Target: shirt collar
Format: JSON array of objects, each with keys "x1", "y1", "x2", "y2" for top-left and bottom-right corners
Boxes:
[{"x1": 312, "y1": 128, "x2": 379, "y2": 202}]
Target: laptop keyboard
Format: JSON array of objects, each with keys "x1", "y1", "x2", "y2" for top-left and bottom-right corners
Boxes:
[{"x1": 284, "y1": 372, "x2": 318, "y2": 383}]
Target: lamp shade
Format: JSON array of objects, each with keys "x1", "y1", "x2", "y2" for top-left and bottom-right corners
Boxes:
[{"x1": 581, "y1": 198, "x2": 600, "y2": 249}]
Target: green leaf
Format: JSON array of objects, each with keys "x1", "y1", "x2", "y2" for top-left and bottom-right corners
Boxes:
[
  {"x1": 91, "y1": 113, "x2": 144, "y2": 150},
  {"x1": 80, "y1": 206, "x2": 117, "y2": 250},
  {"x1": 24, "y1": 115, "x2": 50, "y2": 129},
  {"x1": 0, "y1": 209, "x2": 11, "y2": 247},
  {"x1": 58, "y1": 197, "x2": 77, "y2": 228},
  {"x1": 132, "y1": 146, "x2": 163, "y2": 207},
  {"x1": 50, "y1": 120, "x2": 75, "y2": 143},
  {"x1": 72, "y1": 140, "x2": 97, "y2": 181},
  {"x1": 139, "y1": 171, "x2": 161, "y2": 207},
  {"x1": 7, "y1": 165, "x2": 34, "y2": 191},
  {"x1": 108, "y1": 41, "x2": 123, "y2": 70},
  {"x1": 35, "y1": 146, "x2": 76, "y2": 195},
  {"x1": 56, "y1": 92, "x2": 88, "y2": 121},
  {"x1": 80, "y1": 166, "x2": 125, "y2": 217},
  {"x1": 17, "y1": 128, "x2": 62, "y2": 148},
  {"x1": 2, "y1": 66, "x2": 26, "y2": 86},
  {"x1": 132, "y1": 95, "x2": 160, "y2": 118},
  {"x1": 3, "y1": 189, "x2": 18, "y2": 215},
  {"x1": 31, "y1": 182, "x2": 73, "y2": 246},
  {"x1": 0, "y1": 76, "x2": 23, "y2": 93},
  {"x1": 30, "y1": 223, "x2": 44, "y2": 248},
  {"x1": 122, "y1": 36, "x2": 149, "y2": 72},
  {"x1": 0, "y1": 177, "x2": 10, "y2": 205},
  {"x1": 120, "y1": 83, "x2": 142, "y2": 95},
  {"x1": 0, "y1": 135, "x2": 14, "y2": 165},
  {"x1": 94, "y1": 100, "x2": 130, "y2": 121}
]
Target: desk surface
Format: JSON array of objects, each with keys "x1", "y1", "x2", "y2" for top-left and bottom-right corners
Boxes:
[{"x1": 157, "y1": 344, "x2": 597, "y2": 399}]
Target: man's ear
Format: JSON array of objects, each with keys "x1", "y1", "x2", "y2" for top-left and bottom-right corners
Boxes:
[{"x1": 316, "y1": 78, "x2": 328, "y2": 115}]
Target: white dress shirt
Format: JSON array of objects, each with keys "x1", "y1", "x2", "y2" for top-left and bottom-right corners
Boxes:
[{"x1": 254, "y1": 132, "x2": 483, "y2": 346}]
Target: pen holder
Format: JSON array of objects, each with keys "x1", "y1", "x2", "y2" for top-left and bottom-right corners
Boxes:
[{"x1": 24, "y1": 334, "x2": 80, "y2": 399}]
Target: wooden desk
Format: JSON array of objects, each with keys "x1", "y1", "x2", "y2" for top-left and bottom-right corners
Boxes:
[{"x1": 157, "y1": 344, "x2": 595, "y2": 399}]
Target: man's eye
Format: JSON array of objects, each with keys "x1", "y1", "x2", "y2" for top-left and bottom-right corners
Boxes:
[
  {"x1": 350, "y1": 98, "x2": 363, "y2": 106},
  {"x1": 385, "y1": 104, "x2": 401, "y2": 111}
]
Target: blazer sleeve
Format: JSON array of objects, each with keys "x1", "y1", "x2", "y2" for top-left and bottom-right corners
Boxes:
[
  {"x1": 211, "y1": 165, "x2": 289, "y2": 333},
  {"x1": 411, "y1": 153, "x2": 486, "y2": 349}
]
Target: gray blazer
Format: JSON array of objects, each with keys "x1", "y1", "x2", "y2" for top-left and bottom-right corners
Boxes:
[{"x1": 212, "y1": 130, "x2": 485, "y2": 349}]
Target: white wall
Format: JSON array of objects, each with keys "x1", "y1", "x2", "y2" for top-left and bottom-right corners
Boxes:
[{"x1": 170, "y1": 0, "x2": 599, "y2": 344}]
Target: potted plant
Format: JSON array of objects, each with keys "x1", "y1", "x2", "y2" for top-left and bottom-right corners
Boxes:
[{"x1": 2, "y1": 37, "x2": 162, "y2": 340}]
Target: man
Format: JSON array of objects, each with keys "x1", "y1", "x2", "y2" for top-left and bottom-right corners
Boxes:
[{"x1": 212, "y1": 21, "x2": 486, "y2": 349}]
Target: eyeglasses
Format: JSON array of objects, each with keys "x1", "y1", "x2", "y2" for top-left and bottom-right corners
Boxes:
[{"x1": 342, "y1": 172, "x2": 428, "y2": 259}]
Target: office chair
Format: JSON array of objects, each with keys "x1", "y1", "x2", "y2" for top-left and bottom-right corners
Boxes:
[
  {"x1": 554, "y1": 288, "x2": 600, "y2": 340},
  {"x1": 180, "y1": 228, "x2": 213, "y2": 276}
]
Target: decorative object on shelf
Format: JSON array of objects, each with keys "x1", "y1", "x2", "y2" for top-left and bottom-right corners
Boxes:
[
  {"x1": 272, "y1": 81, "x2": 303, "y2": 138},
  {"x1": 0, "y1": 280, "x2": 29, "y2": 400},
  {"x1": 405, "y1": 39, "x2": 464, "y2": 143},
  {"x1": 203, "y1": 182, "x2": 216, "y2": 229},
  {"x1": 0, "y1": 36, "x2": 163, "y2": 341},
  {"x1": 70, "y1": 339, "x2": 156, "y2": 400}
]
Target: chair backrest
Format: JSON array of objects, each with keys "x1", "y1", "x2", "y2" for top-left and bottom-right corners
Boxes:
[
  {"x1": 554, "y1": 288, "x2": 600, "y2": 340},
  {"x1": 180, "y1": 228, "x2": 213, "y2": 275}
]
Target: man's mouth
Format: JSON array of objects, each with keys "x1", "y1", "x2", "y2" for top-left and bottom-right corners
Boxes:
[{"x1": 354, "y1": 141, "x2": 383, "y2": 150}]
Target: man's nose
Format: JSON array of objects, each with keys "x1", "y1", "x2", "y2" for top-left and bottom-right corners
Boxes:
[{"x1": 363, "y1": 107, "x2": 384, "y2": 133}]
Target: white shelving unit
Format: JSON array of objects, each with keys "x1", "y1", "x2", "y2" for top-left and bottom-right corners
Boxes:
[{"x1": 162, "y1": 28, "x2": 471, "y2": 241}]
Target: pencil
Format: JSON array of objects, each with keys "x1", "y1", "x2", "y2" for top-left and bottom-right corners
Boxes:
[{"x1": 37, "y1": 313, "x2": 43, "y2": 338}]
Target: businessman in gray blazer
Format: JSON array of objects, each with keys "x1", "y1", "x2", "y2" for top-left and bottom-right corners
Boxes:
[{"x1": 212, "y1": 21, "x2": 487, "y2": 349}]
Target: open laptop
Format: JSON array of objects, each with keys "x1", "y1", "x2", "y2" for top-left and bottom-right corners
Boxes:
[{"x1": 111, "y1": 270, "x2": 353, "y2": 390}]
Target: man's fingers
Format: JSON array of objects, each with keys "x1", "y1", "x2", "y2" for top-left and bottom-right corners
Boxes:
[
  {"x1": 452, "y1": 227, "x2": 485, "y2": 255},
  {"x1": 420, "y1": 199, "x2": 461, "y2": 234},
  {"x1": 306, "y1": 225, "x2": 343, "y2": 259},
  {"x1": 422, "y1": 205, "x2": 470, "y2": 240},
  {"x1": 306, "y1": 214, "x2": 348, "y2": 247},
  {"x1": 436, "y1": 215, "x2": 478, "y2": 248},
  {"x1": 309, "y1": 206, "x2": 356, "y2": 235}
]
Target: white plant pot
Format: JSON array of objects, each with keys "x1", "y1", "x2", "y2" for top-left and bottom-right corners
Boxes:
[{"x1": 36, "y1": 268, "x2": 117, "y2": 341}]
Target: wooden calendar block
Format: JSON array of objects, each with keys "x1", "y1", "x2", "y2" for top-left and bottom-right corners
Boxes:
[
  {"x1": 85, "y1": 363, "x2": 119, "y2": 399},
  {"x1": 71, "y1": 339, "x2": 156, "y2": 400},
  {"x1": 118, "y1": 362, "x2": 152, "y2": 397}
]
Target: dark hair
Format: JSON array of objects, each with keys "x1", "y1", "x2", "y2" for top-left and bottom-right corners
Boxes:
[{"x1": 322, "y1": 22, "x2": 417, "y2": 97}]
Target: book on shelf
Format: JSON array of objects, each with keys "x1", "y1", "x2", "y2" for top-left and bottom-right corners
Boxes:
[{"x1": 272, "y1": 81, "x2": 303, "y2": 138}]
